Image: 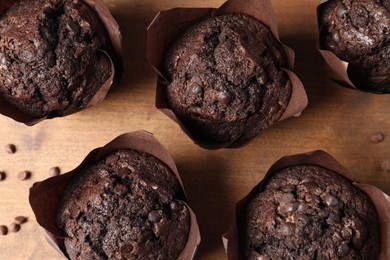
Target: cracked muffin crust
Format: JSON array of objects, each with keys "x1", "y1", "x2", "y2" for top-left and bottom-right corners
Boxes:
[
  {"x1": 164, "y1": 14, "x2": 292, "y2": 144},
  {"x1": 0, "y1": 0, "x2": 111, "y2": 117},
  {"x1": 57, "y1": 149, "x2": 190, "y2": 260},
  {"x1": 319, "y1": 0, "x2": 390, "y2": 92},
  {"x1": 239, "y1": 165, "x2": 380, "y2": 259}
]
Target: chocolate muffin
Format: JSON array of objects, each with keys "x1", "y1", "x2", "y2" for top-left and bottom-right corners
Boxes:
[
  {"x1": 239, "y1": 165, "x2": 381, "y2": 259},
  {"x1": 0, "y1": 0, "x2": 112, "y2": 117},
  {"x1": 318, "y1": 0, "x2": 390, "y2": 93},
  {"x1": 164, "y1": 13, "x2": 292, "y2": 144},
  {"x1": 57, "y1": 149, "x2": 190, "y2": 260}
]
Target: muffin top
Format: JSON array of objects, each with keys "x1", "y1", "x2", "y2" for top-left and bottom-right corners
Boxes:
[
  {"x1": 0, "y1": 0, "x2": 111, "y2": 117},
  {"x1": 240, "y1": 165, "x2": 381, "y2": 259},
  {"x1": 164, "y1": 13, "x2": 291, "y2": 144},
  {"x1": 57, "y1": 149, "x2": 190, "y2": 260},
  {"x1": 319, "y1": 0, "x2": 390, "y2": 92}
]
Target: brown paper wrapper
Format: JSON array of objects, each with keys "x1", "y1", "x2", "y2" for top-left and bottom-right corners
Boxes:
[
  {"x1": 0, "y1": 0, "x2": 123, "y2": 125},
  {"x1": 222, "y1": 150, "x2": 390, "y2": 260},
  {"x1": 147, "y1": 0, "x2": 308, "y2": 149},
  {"x1": 316, "y1": 2, "x2": 387, "y2": 94},
  {"x1": 29, "y1": 131, "x2": 201, "y2": 260}
]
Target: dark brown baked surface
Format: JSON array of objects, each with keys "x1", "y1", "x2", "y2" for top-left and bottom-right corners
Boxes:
[
  {"x1": 319, "y1": 0, "x2": 390, "y2": 92},
  {"x1": 57, "y1": 149, "x2": 190, "y2": 260},
  {"x1": 164, "y1": 13, "x2": 291, "y2": 144},
  {"x1": 239, "y1": 165, "x2": 381, "y2": 259},
  {"x1": 0, "y1": 0, "x2": 111, "y2": 117}
]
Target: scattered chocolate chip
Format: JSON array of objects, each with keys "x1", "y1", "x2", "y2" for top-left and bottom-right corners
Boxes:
[
  {"x1": 324, "y1": 194, "x2": 339, "y2": 207},
  {"x1": 120, "y1": 243, "x2": 134, "y2": 255},
  {"x1": 337, "y1": 4, "x2": 347, "y2": 17},
  {"x1": 148, "y1": 210, "x2": 162, "y2": 223},
  {"x1": 48, "y1": 166, "x2": 61, "y2": 176},
  {"x1": 0, "y1": 171, "x2": 5, "y2": 181},
  {"x1": 105, "y1": 154, "x2": 119, "y2": 164},
  {"x1": 17, "y1": 171, "x2": 31, "y2": 180},
  {"x1": 370, "y1": 132, "x2": 384, "y2": 143},
  {"x1": 295, "y1": 214, "x2": 309, "y2": 227},
  {"x1": 14, "y1": 216, "x2": 27, "y2": 225},
  {"x1": 277, "y1": 202, "x2": 298, "y2": 217},
  {"x1": 117, "y1": 167, "x2": 129, "y2": 177},
  {"x1": 9, "y1": 222, "x2": 20, "y2": 233},
  {"x1": 278, "y1": 222, "x2": 295, "y2": 236},
  {"x1": 113, "y1": 184, "x2": 128, "y2": 196},
  {"x1": 381, "y1": 160, "x2": 390, "y2": 173},
  {"x1": 0, "y1": 225, "x2": 8, "y2": 235},
  {"x1": 217, "y1": 91, "x2": 231, "y2": 105},
  {"x1": 5, "y1": 144, "x2": 16, "y2": 154},
  {"x1": 338, "y1": 242, "x2": 350, "y2": 256},
  {"x1": 341, "y1": 227, "x2": 352, "y2": 240},
  {"x1": 190, "y1": 83, "x2": 202, "y2": 94},
  {"x1": 170, "y1": 201, "x2": 182, "y2": 211},
  {"x1": 331, "y1": 30, "x2": 340, "y2": 43}
]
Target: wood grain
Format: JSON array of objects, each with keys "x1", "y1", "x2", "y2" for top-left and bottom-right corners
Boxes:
[{"x1": 0, "y1": 0, "x2": 388, "y2": 259}]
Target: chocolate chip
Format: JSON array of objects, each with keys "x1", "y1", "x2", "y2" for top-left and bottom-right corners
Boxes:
[
  {"x1": 5, "y1": 144, "x2": 16, "y2": 154},
  {"x1": 14, "y1": 216, "x2": 27, "y2": 225},
  {"x1": 48, "y1": 167, "x2": 60, "y2": 176},
  {"x1": 331, "y1": 30, "x2": 340, "y2": 43},
  {"x1": 281, "y1": 185, "x2": 295, "y2": 193},
  {"x1": 299, "y1": 178, "x2": 311, "y2": 184},
  {"x1": 304, "y1": 194, "x2": 313, "y2": 203},
  {"x1": 117, "y1": 167, "x2": 129, "y2": 178},
  {"x1": 341, "y1": 227, "x2": 352, "y2": 241},
  {"x1": 0, "y1": 171, "x2": 5, "y2": 181},
  {"x1": 0, "y1": 53, "x2": 6, "y2": 65},
  {"x1": 9, "y1": 223, "x2": 20, "y2": 233},
  {"x1": 170, "y1": 201, "x2": 182, "y2": 211},
  {"x1": 67, "y1": 20, "x2": 79, "y2": 34},
  {"x1": 370, "y1": 132, "x2": 384, "y2": 143},
  {"x1": 280, "y1": 193, "x2": 295, "y2": 203},
  {"x1": 295, "y1": 214, "x2": 309, "y2": 227},
  {"x1": 191, "y1": 84, "x2": 202, "y2": 94},
  {"x1": 148, "y1": 210, "x2": 162, "y2": 223},
  {"x1": 104, "y1": 178, "x2": 115, "y2": 190},
  {"x1": 113, "y1": 184, "x2": 128, "y2": 196},
  {"x1": 5, "y1": 77, "x2": 12, "y2": 86},
  {"x1": 190, "y1": 106, "x2": 201, "y2": 115},
  {"x1": 217, "y1": 91, "x2": 231, "y2": 105},
  {"x1": 0, "y1": 225, "x2": 8, "y2": 235},
  {"x1": 17, "y1": 171, "x2": 31, "y2": 180},
  {"x1": 337, "y1": 4, "x2": 347, "y2": 17},
  {"x1": 120, "y1": 243, "x2": 134, "y2": 255},
  {"x1": 277, "y1": 202, "x2": 298, "y2": 216},
  {"x1": 326, "y1": 213, "x2": 339, "y2": 225},
  {"x1": 71, "y1": 208, "x2": 82, "y2": 219},
  {"x1": 381, "y1": 160, "x2": 390, "y2": 173},
  {"x1": 105, "y1": 154, "x2": 119, "y2": 164},
  {"x1": 324, "y1": 194, "x2": 339, "y2": 207},
  {"x1": 278, "y1": 222, "x2": 295, "y2": 236},
  {"x1": 338, "y1": 242, "x2": 350, "y2": 256}
]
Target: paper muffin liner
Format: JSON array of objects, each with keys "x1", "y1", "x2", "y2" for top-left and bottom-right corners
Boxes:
[
  {"x1": 0, "y1": 0, "x2": 123, "y2": 125},
  {"x1": 317, "y1": 1, "x2": 387, "y2": 94},
  {"x1": 222, "y1": 150, "x2": 390, "y2": 259},
  {"x1": 29, "y1": 131, "x2": 201, "y2": 260},
  {"x1": 147, "y1": 0, "x2": 308, "y2": 149}
]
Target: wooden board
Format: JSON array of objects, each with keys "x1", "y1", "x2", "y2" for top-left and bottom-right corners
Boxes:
[{"x1": 0, "y1": 0, "x2": 389, "y2": 259}]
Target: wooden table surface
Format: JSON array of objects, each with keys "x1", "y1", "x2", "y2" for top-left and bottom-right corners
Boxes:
[{"x1": 0, "y1": 0, "x2": 389, "y2": 259}]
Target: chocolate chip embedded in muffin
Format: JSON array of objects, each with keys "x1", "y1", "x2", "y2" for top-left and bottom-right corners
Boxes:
[
  {"x1": 318, "y1": 0, "x2": 390, "y2": 92},
  {"x1": 239, "y1": 165, "x2": 381, "y2": 259},
  {"x1": 57, "y1": 149, "x2": 190, "y2": 260},
  {"x1": 0, "y1": 0, "x2": 112, "y2": 117},
  {"x1": 164, "y1": 13, "x2": 292, "y2": 144}
]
